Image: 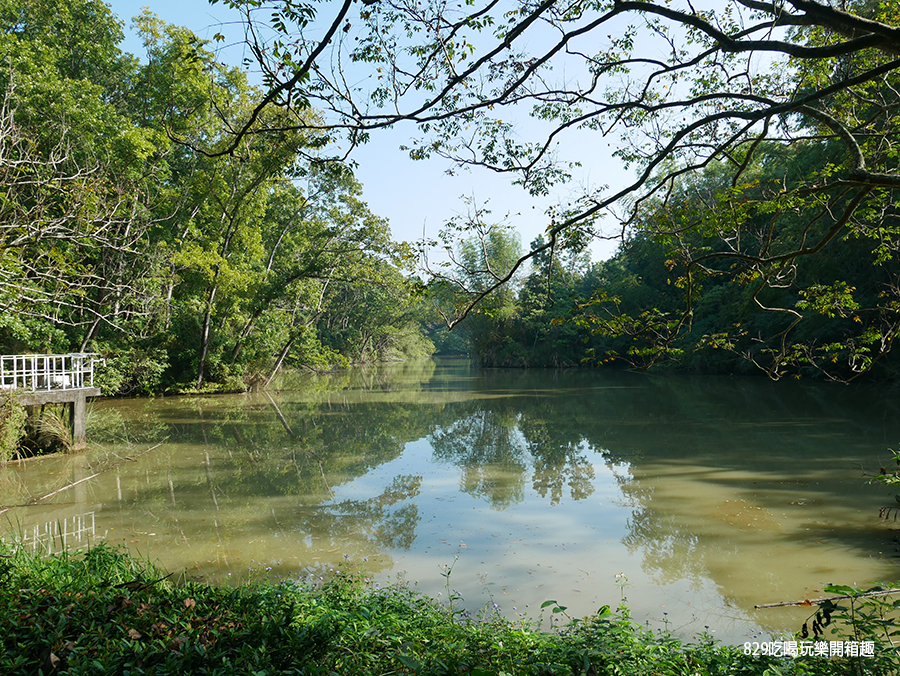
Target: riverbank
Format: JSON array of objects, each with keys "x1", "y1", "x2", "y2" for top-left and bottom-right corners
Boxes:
[
  {"x1": 0, "y1": 543, "x2": 890, "y2": 675},
  {"x1": 4, "y1": 364, "x2": 900, "y2": 645}
]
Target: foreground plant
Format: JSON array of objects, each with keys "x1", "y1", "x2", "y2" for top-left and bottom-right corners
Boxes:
[{"x1": 0, "y1": 543, "x2": 889, "y2": 675}]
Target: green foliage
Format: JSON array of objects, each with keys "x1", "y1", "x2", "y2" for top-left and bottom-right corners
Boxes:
[
  {"x1": 459, "y1": 145, "x2": 900, "y2": 379},
  {"x1": 867, "y1": 446, "x2": 900, "y2": 519},
  {"x1": 799, "y1": 584, "x2": 900, "y2": 676},
  {"x1": 0, "y1": 0, "x2": 433, "y2": 402},
  {"x1": 0, "y1": 544, "x2": 336, "y2": 675},
  {"x1": 0, "y1": 316, "x2": 68, "y2": 355},
  {"x1": 0, "y1": 390, "x2": 26, "y2": 462},
  {"x1": 0, "y1": 543, "x2": 866, "y2": 675},
  {"x1": 91, "y1": 346, "x2": 169, "y2": 397}
]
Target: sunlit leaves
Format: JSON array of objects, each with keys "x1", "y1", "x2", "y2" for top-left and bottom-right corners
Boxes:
[
  {"x1": 0, "y1": 0, "x2": 429, "y2": 388},
  {"x1": 796, "y1": 282, "x2": 860, "y2": 319}
]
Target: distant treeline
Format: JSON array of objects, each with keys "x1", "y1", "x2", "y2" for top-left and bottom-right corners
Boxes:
[{"x1": 437, "y1": 144, "x2": 899, "y2": 382}]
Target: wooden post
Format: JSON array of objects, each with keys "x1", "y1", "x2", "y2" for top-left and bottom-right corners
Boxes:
[{"x1": 70, "y1": 390, "x2": 87, "y2": 450}]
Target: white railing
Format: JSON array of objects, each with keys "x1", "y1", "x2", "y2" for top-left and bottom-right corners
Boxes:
[
  {"x1": 19, "y1": 512, "x2": 98, "y2": 554},
  {"x1": 0, "y1": 353, "x2": 103, "y2": 392}
]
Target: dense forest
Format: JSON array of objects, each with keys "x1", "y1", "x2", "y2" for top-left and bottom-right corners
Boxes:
[
  {"x1": 437, "y1": 156, "x2": 900, "y2": 381},
  {"x1": 0, "y1": 0, "x2": 433, "y2": 396},
  {"x1": 2, "y1": 0, "x2": 900, "y2": 393}
]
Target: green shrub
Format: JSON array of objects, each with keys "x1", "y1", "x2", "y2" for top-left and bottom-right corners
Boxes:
[
  {"x1": 92, "y1": 347, "x2": 169, "y2": 396},
  {"x1": 1, "y1": 543, "x2": 881, "y2": 676},
  {"x1": 0, "y1": 390, "x2": 26, "y2": 462},
  {"x1": 800, "y1": 584, "x2": 900, "y2": 676}
]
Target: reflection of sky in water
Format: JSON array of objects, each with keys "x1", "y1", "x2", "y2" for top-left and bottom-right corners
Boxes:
[
  {"x1": 3, "y1": 360, "x2": 900, "y2": 646},
  {"x1": 330, "y1": 433, "x2": 770, "y2": 641}
]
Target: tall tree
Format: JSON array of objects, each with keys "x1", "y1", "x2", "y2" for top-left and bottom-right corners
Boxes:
[
  {"x1": 0, "y1": 0, "x2": 431, "y2": 393},
  {"x1": 214, "y1": 0, "x2": 900, "y2": 376},
  {"x1": 0, "y1": 0, "x2": 162, "y2": 347}
]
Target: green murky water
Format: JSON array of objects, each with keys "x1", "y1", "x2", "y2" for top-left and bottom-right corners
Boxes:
[{"x1": 2, "y1": 358, "x2": 899, "y2": 644}]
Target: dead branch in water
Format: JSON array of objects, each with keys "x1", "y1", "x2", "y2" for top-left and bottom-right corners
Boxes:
[
  {"x1": 0, "y1": 442, "x2": 165, "y2": 515},
  {"x1": 756, "y1": 588, "x2": 900, "y2": 609}
]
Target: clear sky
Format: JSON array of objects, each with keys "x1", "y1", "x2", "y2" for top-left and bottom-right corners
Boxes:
[{"x1": 105, "y1": 0, "x2": 626, "y2": 264}]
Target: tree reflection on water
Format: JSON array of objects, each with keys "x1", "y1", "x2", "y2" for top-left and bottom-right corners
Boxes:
[{"x1": 3, "y1": 359, "x2": 900, "y2": 640}]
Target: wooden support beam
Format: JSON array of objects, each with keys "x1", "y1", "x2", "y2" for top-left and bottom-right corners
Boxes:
[
  {"x1": 18, "y1": 388, "x2": 101, "y2": 406},
  {"x1": 70, "y1": 391, "x2": 87, "y2": 451}
]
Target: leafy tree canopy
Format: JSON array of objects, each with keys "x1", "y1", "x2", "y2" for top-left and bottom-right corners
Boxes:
[
  {"x1": 212, "y1": 0, "x2": 900, "y2": 379},
  {"x1": 0, "y1": 0, "x2": 431, "y2": 396}
]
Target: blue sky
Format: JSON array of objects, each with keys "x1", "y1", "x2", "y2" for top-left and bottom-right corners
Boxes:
[{"x1": 105, "y1": 0, "x2": 624, "y2": 263}]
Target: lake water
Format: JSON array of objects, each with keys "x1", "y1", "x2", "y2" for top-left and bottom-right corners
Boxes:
[{"x1": 2, "y1": 358, "x2": 899, "y2": 644}]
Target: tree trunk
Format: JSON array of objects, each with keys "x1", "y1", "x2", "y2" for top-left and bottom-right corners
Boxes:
[
  {"x1": 231, "y1": 314, "x2": 258, "y2": 362},
  {"x1": 264, "y1": 332, "x2": 296, "y2": 390},
  {"x1": 79, "y1": 317, "x2": 102, "y2": 352},
  {"x1": 196, "y1": 284, "x2": 218, "y2": 389}
]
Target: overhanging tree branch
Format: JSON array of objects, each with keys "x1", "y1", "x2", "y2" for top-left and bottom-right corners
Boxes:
[{"x1": 206, "y1": 0, "x2": 900, "y2": 378}]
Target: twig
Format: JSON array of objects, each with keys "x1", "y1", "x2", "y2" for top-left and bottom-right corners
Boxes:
[
  {"x1": 755, "y1": 588, "x2": 900, "y2": 609},
  {"x1": 25, "y1": 471, "x2": 106, "y2": 504}
]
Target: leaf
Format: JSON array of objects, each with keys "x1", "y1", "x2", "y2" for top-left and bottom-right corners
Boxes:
[
  {"x1": 823, "y1": 584, "x2": 857, "y2": 595},
  {"x1": 396, "y1": 653, "x2": 421, "y2": 672},
  {"x1": 595, "y1": 604, "x2": 612, "y2": 619}
]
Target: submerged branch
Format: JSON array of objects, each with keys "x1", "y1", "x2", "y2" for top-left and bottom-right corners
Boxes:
[{"x1": 755, "y1": 588, "x2": 900, "y2": 609}]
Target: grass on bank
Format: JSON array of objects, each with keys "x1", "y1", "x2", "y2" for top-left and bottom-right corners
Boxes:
[{"x1": 0, "y1": 542, "x2": 893, "y2": 676}]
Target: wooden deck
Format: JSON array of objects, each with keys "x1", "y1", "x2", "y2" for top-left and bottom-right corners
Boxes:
[{"x1": 2, "y1": 353, "x2": 103, "y2": 449}]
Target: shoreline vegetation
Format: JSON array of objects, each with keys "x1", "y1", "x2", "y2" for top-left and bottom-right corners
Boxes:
[{"x1": 0, "y1": 543, "x2": 895, "y2": 675}]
